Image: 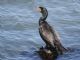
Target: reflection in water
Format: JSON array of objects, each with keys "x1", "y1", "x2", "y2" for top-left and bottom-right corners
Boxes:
[{"x1": 0, "y1": 0, "x2": 80, "y2": 60}]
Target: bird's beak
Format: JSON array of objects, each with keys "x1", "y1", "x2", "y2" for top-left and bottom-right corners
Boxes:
[{"x1": 36, "y1": 7, "x2": 41, "y2": 12}]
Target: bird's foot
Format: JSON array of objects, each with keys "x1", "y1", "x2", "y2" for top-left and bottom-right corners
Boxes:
[{"x1": 40, "y1": 46, "x2": 44, "y2": 49}]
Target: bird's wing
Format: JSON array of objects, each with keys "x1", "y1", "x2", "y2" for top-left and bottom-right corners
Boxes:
[
  {"x1": 50, "y1": 26, "x2": 67, "y2": 53},
  {"x1": 39, "y1": 23, "x2": 55, "y2": 47},
  {"x1": 39, "y1": 21, "x2": 66, "y2": 54}
]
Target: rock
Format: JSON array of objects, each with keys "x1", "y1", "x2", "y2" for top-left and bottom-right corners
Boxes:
[{"x1": 37, "y1": 47, "x2": 58, "y2": 60}]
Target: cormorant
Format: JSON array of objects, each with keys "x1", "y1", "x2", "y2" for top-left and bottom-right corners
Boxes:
[{"x1": 37, "y1": 6, "x2": 67, "y2": 54}]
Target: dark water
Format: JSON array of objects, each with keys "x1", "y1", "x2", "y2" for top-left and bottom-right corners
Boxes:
[{"x1": 0, "y1": 0, "x2": 80, "y2": 60}]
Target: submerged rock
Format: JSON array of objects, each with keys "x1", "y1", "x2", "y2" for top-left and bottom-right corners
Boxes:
[{"x1": 37, "y1": 47, "x2": 58, "y2": 60}]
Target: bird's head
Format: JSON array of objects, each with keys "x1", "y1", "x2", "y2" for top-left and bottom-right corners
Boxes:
[
  {"x1": 37, "y1": 7, "x2": 47, "y2": 14},
  {"x1": 37, "y1": 6, "x2": 48, "y2": 20}
]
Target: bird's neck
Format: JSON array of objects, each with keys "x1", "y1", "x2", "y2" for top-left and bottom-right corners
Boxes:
[
  {"x1": 41, "y1": 10, "x2": 48, "y2": 20},
  {"x1": 39, "y1": 10, "x2": 48, "y2": 25}
]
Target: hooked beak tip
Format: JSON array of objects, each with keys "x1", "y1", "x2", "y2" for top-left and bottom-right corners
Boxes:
[{"x1": 36, "y1": 7, "x2": 41, "y2": 12}]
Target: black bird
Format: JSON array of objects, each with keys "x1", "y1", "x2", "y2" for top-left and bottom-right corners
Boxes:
[{"x1": 37, "y1": 6, "x2": 66, "y2": 54}]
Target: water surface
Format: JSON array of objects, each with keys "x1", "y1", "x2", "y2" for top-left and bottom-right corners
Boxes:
[{"x1": 0, "y1": 0, "x2": 80, "y2": 60}]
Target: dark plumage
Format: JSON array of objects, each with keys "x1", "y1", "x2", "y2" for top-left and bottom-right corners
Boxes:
[{"x1": 38, "y1": 7, "x2": 67, "y2": 54}]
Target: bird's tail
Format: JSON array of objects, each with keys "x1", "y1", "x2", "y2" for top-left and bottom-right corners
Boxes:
[{"x1": 54, "y1": 41, "x2": 67, "y2": 54}]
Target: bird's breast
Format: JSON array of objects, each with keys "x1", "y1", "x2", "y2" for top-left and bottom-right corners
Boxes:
[{"x1": 39, "y1": 24, "x2": 55, "y2": 45}]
